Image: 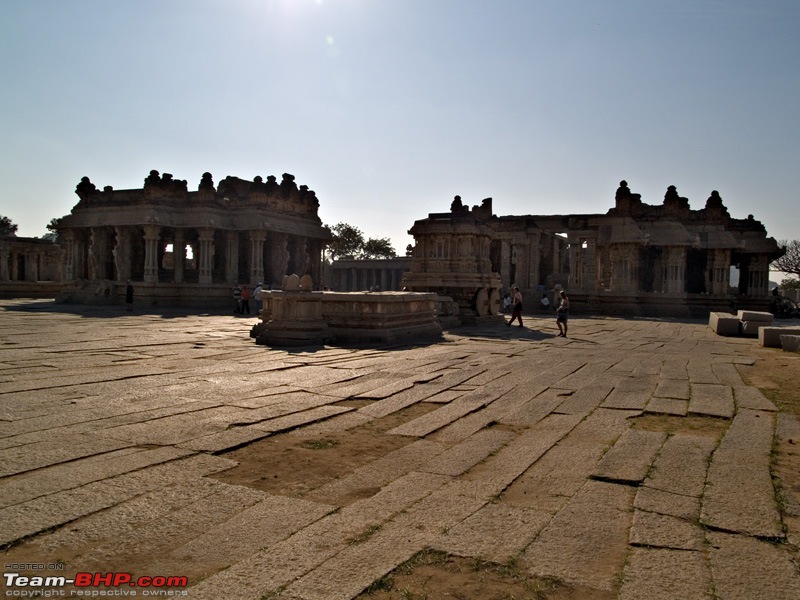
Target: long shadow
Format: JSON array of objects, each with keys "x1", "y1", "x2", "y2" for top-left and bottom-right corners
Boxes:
[{"x1": 0, "y1": 298, "x2": 238, "y2": 320}]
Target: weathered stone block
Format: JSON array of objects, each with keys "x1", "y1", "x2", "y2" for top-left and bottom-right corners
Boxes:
[
  {"x1": 780, "y1": 334, "x2": 800, "y2": 353},
  {"x1": 758, "y1": 326, "x2": 800, "y2": 348},
  {"x1": 741, "y1": 320, "x2": 768, "y2": 337},
  {"x1": 709, "y1": 312, "x2": 740, "y2": 336},
  {"x1": 737, "y1": 310, "x2": 774, "y2": 323}
]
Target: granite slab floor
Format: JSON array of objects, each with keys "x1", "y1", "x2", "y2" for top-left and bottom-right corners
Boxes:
[{"x1": 1, "y1": 299, "x2": 799, "y2": 599}]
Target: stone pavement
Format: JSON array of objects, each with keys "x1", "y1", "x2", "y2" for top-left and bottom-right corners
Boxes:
[{"x1": 1, "y1": 299, "x2": 799, "y2": 599}]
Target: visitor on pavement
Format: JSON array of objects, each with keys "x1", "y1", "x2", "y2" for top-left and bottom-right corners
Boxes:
[
  {"x1": 556, "y1": 290, "x2": 570, "y2": 337},
  {"x1": 241, "y1": 285, "x2": 251, "y2": 315},
  {"x1": 233, "y1": 285, "x2": 242, "y2": 314},
  {"x1": 506, "y1": 286, "x2": 524, "y2": 327}
]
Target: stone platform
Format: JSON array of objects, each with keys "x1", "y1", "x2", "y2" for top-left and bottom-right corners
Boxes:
[{"x1": 1, "y1": 299, "x2": 798, "y2": 599}]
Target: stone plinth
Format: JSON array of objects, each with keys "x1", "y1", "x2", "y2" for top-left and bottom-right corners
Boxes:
[
  {"x1": 759, "y1": 326, "x2": 800, "y2": 348},
  {"x1": 254, "y1": 291, "x2": 442, "y2": 347},
  {"x1": 737, "y1": 310, "x2": 774, "y2": 323},
  {"x1": 709, "y1": 312, "x2": 740, "y2": 336},
  {"x1": 780, "y1": 335, "x2": 800, "y2": 353},
  {"x1": 256, "y1": 291, "x2": 327, "y2": 346}
]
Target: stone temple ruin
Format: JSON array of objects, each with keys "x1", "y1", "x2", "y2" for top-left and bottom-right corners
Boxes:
[
  {"x1": 42, "y1": 172, "x2": 785, "y2": 324},
  {"x1": 405, "y1": 182, "x2": 784, "y2": 319},
  {"x1": 54, "y1": 170, "x2": 331, "y2": 307}
]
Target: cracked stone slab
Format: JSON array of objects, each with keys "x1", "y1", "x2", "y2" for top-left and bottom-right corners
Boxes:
[
  {"x1": 421, "y1": 428, "x2": 516, "y2": 477},
  {"x1": 81, "y1": 480, "x2": 268, "y2": 568},
  {"x1": 437, "y1": 502, "x2": 552, "y2": 563},
  {"x1": 306, "y1": 440, "x2": 446, "y2": 505},
  {"x1": 592, "y1": 428, "x2": 667, "y2": 484},
  {"x1": 618, "y1": 547, "x2": 711, "y2": 600},
  {"x1": 0, "y1": 446, "x2": 194, "y2": 508},
  {"x1": 646, "y1": 396, "x2": 688, "y2": 415},
  {"x1": 522, "y1": 480, "x2": 635, "y2": 592},
  {"x1": 155, "y1": 494, "x2": 336, "y2": 577},
  {"x1": 601, "y1": 375, "x2": 658, "y2": 410},
  {"x1": 645, "y1": 433, "x2": 718, "y2": 499},
  {"x1": 688, "y1": 382, "x2": 735, "y2": 418},
  {"x1": 0, "y1": 433, "x2": 134, "y2": 477},
  {"x1": 653, "y1": 378, "x2": 689, "y2": 400},
  {"x1": 707, "y1": 531, "x2": 800, "y2": 600},
  {"x1": 686, "y1": 360, "x2": 720, "y2": 384},
  {"x1": 473, "y1": 413, "x2": 584, "y2": 493},
  {"x1": 387, "y1": 392, "x2": 493, "y2": 437},
  {"x1": 507, "y1": 408, "x2": 640, "y2": 512},
  {"x1": 188, "y1": 471, "x2": 450, "y2": 600},
  {"x1": 495, "y1": 387, "x2": 570, "y2": 428},
  {"x1": 0, "y1": 454, "x2": 236, "y2": 546},
  {"x1": 629, "y1": 509, "x2": 705, "y2": 550},
  {"x1": 734, "y1": 385, "x2": 777, "y2": 411},
  {"x1": 282, "y1": 481, "x2": 490, "y2": 600},
  {"x1": 553, "y1": 381, "x2": 615, "y2": 416},
  {"x1": 634, "y1": 486, "x2": 700, "y2": 521},
  {"x1": 711, "y1": 362, "x2": 746, "y2": 386},
  {"x1": 701, "y1": 409, "x2": 782, "y2": 538}
]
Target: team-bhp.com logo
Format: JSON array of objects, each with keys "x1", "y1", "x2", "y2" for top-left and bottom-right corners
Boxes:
[{"x1": 4, "y1": 571, "x2": 188, "y2": 596}]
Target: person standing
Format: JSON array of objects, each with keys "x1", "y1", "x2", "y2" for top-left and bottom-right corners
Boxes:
[
  {"x1": 556, "y1": 290, "x2": 570, "y2": 337},
  {"x1": 233, "y1": 285, "x2": 242, "y2": 314},
  {"x1": 540, "y1": 293, "x2": 550, "y2": 312},
  {"x1": 125, "y1": 280, "x2": 134, "y2": 312},
  {"x1": 241, "y1": 285, "x2": 251, "y2": 315},
  {"x1": 506, "y1": 286, "x2": 524, "y2": 327},
  {"x1": 254, "y1": 282, "x2": 263, "y2": 313}
]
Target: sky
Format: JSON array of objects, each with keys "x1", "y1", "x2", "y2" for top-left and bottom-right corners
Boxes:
[{"x1": 1, "y1": 0, "x2": 798, "y2": 269}]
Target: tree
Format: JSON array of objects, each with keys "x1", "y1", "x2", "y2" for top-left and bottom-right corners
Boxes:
[
  {"x1": 771, "y1": 240, "x2": 800, "y2": 279},
  {"x1": 41, "y1": 217, "x2": 63, "y2": 242},
  {"x1": 780, "y1": 277, "x2": 800, "y2": 290},
  {"x1": 326, "y1": 223, "x2": 398, "y2": 260},
  {"x1": 327, "y1": 223, "x2": 365, "y2": 259},
  {"x1": 362, "y1": 237, "x2": 397, "y2": 259},
  {"x1": 0, "y1": 215, "x2": 18, "y2": 237}
]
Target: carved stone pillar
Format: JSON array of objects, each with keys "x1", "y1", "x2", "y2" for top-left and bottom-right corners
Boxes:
[
  {"x1": 142, "y1": 224, "x2": 161, "y2": 283},
  {"x1": 512, "y1": 242, "x2": 528, "y2": 289},
  {"x1": 552, "y1": 236, "x2": 561, "y2": 277},
  {"x1": 62, "y1": 230, "x2": 75, "y2": 281},
  {"x1": 710, "y1": 249, "x2": 731, "y2": 295},
  {"x1": 500, "y1": 239, "x2": 511, "y2": 289},
  {"x1": 664, "y1": 246, "x2": 686, "y2": 294},
  {"x1": 113, "y1": 226, "x2": 132, "y2": 283},
  {"x1": 173, "y1": 229, "x2": 185, "y2": 284},
  {"x1": 747, "y1": 255, "x2": 770, "y2": 297},
  {"x1": 584, "y1": 239, "x2": 597, "y2": 292},
  {"x1": 23, "y1": 250, "x2": 39, "y2": 281},
  {"x1": 0, "y1": 246, "x2": 9, "y2": 281},
  {"x1": 225, "y1": 232, "x2": 238, "y2": 284},
  {"x1": 270, "y1": 234, "x2": 289, "y2": 286},
  {"x1": 198, "y1": 227, "x2": 215, "y2": 285},
  {"x1": 295, "y1": 235, "x2": 309, "y2": 276},
  {"x1": 89, "y1": 227, "x2": 110, "y2": 280},
  {"x1": 568, "y1": 238, "x2": 582, "y2": 291},
  {"x1": 249, "y1": 230, "x2": 266, "y2": 285}
]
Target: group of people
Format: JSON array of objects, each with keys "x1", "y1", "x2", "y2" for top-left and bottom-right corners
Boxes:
[
  {"x1": 233, "y1": 283, "x2": 263, "y2": 315},
  {"x1": 505, "y1": 287, "x2": 570, "y2": 337}
]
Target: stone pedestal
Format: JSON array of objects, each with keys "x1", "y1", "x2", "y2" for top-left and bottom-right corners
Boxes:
[{"x1": 257, "y1": 291, "x2": 327, "y2": 346}]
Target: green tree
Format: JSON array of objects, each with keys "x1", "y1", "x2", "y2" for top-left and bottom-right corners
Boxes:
[
  {"x1": 42, "y1": 217, "x2": 64, "y2": 242},
  {"x1": 780, "y1": 277, "x2": 800, "y2": 290},
  {"x1": 362, "y1": 237, "x2": 397, "y2": 259},
  {"x1": 772, "y1": 240, "x2": 800, "y2": 279},
  {"x1": 326, "y1": 223, "x2": 397, "y2": 260},
  {"x1": 327, "y1": 223, "x2": 365, "y2": 259},
  {"x1": 0, "y1": 215, "x2": 18, "y2": 237}
]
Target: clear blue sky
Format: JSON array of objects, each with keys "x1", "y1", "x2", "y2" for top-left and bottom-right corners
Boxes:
[{"x1": 2, "y1": 0, "x2": 798, "y2": 262}]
